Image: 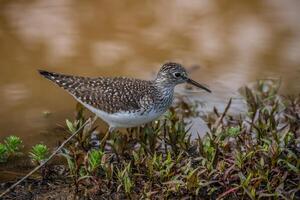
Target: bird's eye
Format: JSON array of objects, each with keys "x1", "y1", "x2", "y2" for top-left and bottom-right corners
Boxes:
[{"x1": 174, "y1": 72, "x2": 181, "y2": 77}]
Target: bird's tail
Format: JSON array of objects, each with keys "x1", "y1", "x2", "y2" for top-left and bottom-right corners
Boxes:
[{"x1": 38, "y1": 70, "x2": 85, "y2": 92}]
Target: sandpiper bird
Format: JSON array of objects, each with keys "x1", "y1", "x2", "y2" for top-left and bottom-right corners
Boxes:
[{"x1": 39, "y1": 62, "x2": 211, "y2": 132}]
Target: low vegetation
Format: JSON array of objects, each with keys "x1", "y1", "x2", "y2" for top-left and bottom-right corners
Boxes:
[
  {"x1": 1, "y1": 80, "x2": 299, "y2": 199},
  {"x1": 0, "y1": 136, "x2": 23, "y2": 163}
]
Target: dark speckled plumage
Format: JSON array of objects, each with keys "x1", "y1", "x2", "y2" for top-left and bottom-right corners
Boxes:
[
  {"x1": 38, "y1": 62, "x2": 211, "y2": 118},
  {"x1": 39, "y1": 70, "x2": 161, "y2": 114}
]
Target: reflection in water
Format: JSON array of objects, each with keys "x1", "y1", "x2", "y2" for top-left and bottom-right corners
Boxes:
[
  {"x1": 4, "y1": 0, "x2": 77, "y2": 63},
  {"x1": 2, "y1": 84, "x2": 29, "y2": 106},
  {"x1": 0, "y1": 0, "x2": 299, "y2": 147}
]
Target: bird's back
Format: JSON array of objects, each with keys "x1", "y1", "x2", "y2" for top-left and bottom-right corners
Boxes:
[{"x1": 39, "y1": 70, "x2": 159, "y2": 114}]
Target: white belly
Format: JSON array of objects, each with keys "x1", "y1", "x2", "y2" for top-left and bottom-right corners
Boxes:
[{"x1": 81, "y1": 101, "x2": 165, "y2": 128}]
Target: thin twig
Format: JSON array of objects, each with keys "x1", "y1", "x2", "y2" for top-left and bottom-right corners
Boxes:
[
  {"x1": 0, "y1": 116, "x2": 97, "y2": 198},
  {"x1": 216, "y1": 98, "x2": 232, "y2": 128}
]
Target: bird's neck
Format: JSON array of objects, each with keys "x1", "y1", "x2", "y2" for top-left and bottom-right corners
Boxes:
[
  {"x1": 154, "y1": 76, "x2": 176, "y2": 88},
  {"x1": 153, "y1": 81, "x2": 175, "y2": 97},
  {"x1": 160, "y1": 85, "x2": 174, "y2": 98},
  {"x1": 153, "y1": 81, "x2": 175, "y2": 111}
]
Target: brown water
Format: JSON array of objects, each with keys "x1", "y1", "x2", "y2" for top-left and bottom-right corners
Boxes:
[{"x1": 0, "y1": 0, "x2": 300, "y2": 148}]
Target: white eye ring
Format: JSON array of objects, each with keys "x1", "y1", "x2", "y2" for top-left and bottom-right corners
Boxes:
[{"x1": 174, "y1": 72, "x2": 181, "y2": 77}]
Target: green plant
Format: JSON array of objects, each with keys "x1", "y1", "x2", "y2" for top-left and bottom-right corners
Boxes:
[
  {"x1": 0, "y1": 143, "x2": 8, "y2": 163},
  {"x1": 4, "y1": 135, "x2": 22, "y2": 154},
  {"x1": 60, "y1": 108, "x2": 98, "y2": 194},
  {"x1": 0, "y1": 135, "x2": 23, "y2": 163},
  {"x1": 87, "y1": 149, "x2": 103, "y2": 173},
  {"x1": 116, "y1": 163, "x2": 134, "y2": 196},
  {"x1": 29, "y1": 144, "x2": 49, "y2": 165},
  {"x1": 163, "y1": 108, "x2": 192, "y2": 154}
]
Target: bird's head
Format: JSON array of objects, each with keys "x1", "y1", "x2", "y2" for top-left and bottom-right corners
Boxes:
[{"x1": 155, "y1": 62, "x2": 211, "y2": 93}]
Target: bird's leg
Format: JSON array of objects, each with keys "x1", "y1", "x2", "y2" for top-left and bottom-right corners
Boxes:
[{"x1": 100, "y1": 127, "x2": 114, "y2": 150}]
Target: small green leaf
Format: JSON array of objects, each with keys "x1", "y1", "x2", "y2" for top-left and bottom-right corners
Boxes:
[
  {"x1": 4, "y1": 136, "x2": 22, "y2": 153},
  {"x1": 29, "y1": 144, "x2": 49, "y2": 165},
  {"x1": 88, "y1": 149, "x2": 104, "y2": 172},
  {"x1": 0, "y1": 143, "x2": 8, "y2": 163},
  {"x1": 66, "y1": 119, "x2": 76, "y2": 133}
]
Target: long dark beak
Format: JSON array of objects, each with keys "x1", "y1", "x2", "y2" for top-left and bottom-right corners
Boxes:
[{"x1": 186, "y1": 78, "x2": 211, "y2": 93}]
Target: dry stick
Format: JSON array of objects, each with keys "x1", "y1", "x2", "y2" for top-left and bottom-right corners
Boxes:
[
  {"x1": 216, "y1": 98, "x2": 232, "y2": 129},
  {"x1": 0, "y1": 116, "x2": 97, "y2": 198}
]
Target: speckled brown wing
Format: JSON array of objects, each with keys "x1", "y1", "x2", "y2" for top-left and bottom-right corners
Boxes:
[{"x1": 38, "y1": 70, "x2": 156, "y2": 114}]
